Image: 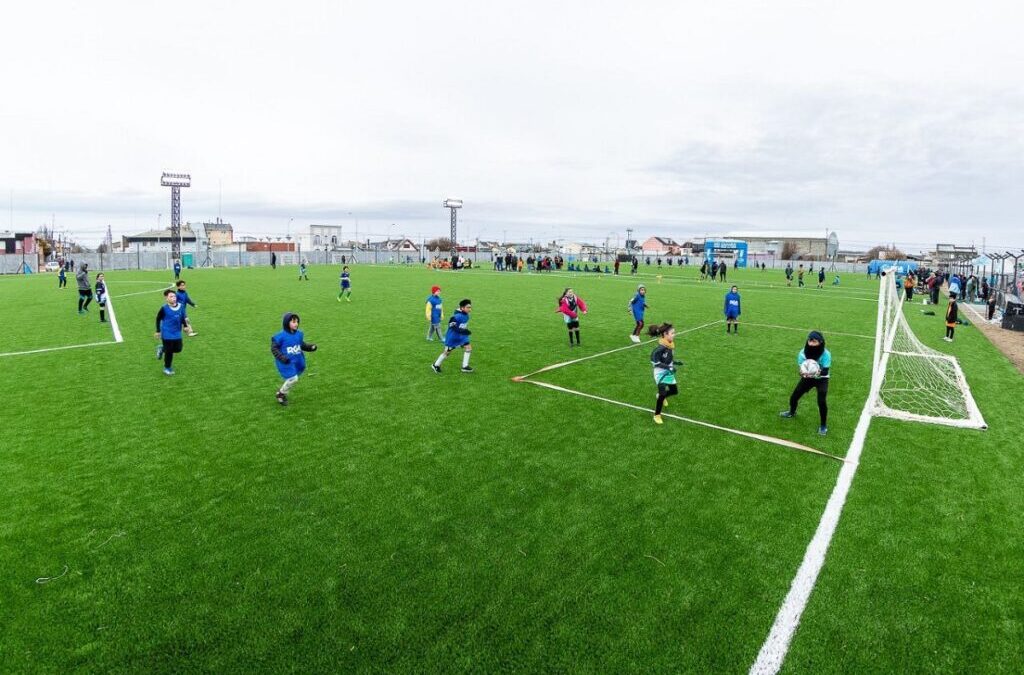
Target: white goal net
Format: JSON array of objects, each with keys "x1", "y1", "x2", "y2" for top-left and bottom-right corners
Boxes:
[{"x1": 871, "y1": 271, "x2": 986, "y2": 429}]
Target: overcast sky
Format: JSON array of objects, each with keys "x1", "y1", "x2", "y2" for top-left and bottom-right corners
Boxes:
[{"x1": 2, "y1": 1, "x2": 1023, "y2": 251}]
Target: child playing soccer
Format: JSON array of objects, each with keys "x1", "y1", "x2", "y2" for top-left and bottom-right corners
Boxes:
[
  {"x1": 556, "y1": 288, "x2": 588, "y2": 347},
  {"x1": 58, "y1": 266, "x2": 67, "y2": 288},
  {"x1": 724, "y1": 285, "x2": 741, "y2": 333},
  {"x1": 425, "y1": 285, "x2": 443, "y2": 341},
  {"x1": 628, "y1": 285, "x2": 648, "y2": 343},
  {"x1": 649, "y1": 323, "x2": 682, "y2": 425},
  {"x1": 154, "y1": 289, "x2": 187, "y2": 376},
  {"x1": 337, "y1": 265, "x2": 352, "y2": 301},
  {"x1": 779, "y1": 331, "x2": 831, "y2": 435},
  {"x1": 76, "y1": 263, "x2": 92, "y2": 314},
  {"x1": 175, "y1": 280, "x2": 198, "y2": 336},
  {"x1": 432, "y1": 299, "x2": 473, "y2": 374},
  {"x1": 270, "y1": 312, "x2": 318, "y2": 405},
  {"x1": 95, "y1": 273, "x2": 108, "y2": 323},
  {"x1": 797, "y1": 265, "x2": 805, "y2": 288},
  {"x1": 944, "y1": 294, "x2": 958, "y2": 342},
  {"x1": 817, "y1": 267, "x2": 826, "y2": 289},
  {"x1": 299, "y1": 260, "x2": 309, "y2": 281}
]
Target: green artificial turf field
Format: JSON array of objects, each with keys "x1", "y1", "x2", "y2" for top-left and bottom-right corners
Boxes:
[{"x1": 2, "y1": 263, "x2": 1021, "y2": 672}]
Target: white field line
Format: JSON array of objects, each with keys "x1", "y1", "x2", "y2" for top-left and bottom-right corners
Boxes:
[
  {"x1": 749, "y1": 273, "x2": 886, "y2": 674},
  {"x1": 105, "y1": 281, "x2": 124, "y2": 343},
  {"x1": 742, "y1": 322, "x2": 874, "y2": 340},
  {"x1": 519, "y1": 379, "x2": 846, "y2": 462},
  {"x1": 0, "y1": 340, "x2": 118, "y2": 357},
  {"x1": 1, "y1": 281, "x2": 126, "y2": 357},
  {"x1": 112, "y1": 287, "x2": 172, "y2": 299},
  {"x1": 515, "y1": 320, "x2": 722, "y2": 380}
]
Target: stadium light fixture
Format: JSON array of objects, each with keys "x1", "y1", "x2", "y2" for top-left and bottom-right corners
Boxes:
[{"x1": 444, "y1": 198, "x2": 463, "y2": 264}]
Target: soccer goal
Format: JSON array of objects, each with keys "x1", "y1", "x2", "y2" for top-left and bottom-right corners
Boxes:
[{"x1": 871, "y1": 270, "x2": 986, "y2": 429}]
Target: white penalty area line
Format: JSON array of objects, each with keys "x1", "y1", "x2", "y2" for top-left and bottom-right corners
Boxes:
[
  {"x1": 743, "y1": 322, "x2": 874, "y2": 340},
  {"x1": 0, "y1": 340, "x2": 118, "y2": 357},
  {"x1": 112, "y1": 287, "x2": 172, "y2": 299},
  {"x1": 514, "y1": 320, "x2": 723, "y2": 380},
  {"x1": 518, "y1": 379, "x2": 845, "y2": 462}
]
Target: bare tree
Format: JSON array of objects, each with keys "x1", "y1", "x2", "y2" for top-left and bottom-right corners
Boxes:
[
  {"x1": 865, "y1": 244, "x2": 906, "y2": 261},
  {"x1": 426, "y1": 237, "x2": 452, "y2": 251},
  {"x1": 780, "y1": 241, "x2": 798, "y2": 260}
]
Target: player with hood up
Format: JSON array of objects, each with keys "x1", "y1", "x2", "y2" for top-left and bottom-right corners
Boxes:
[
  {"x1": 271, "y1": 312, "x2": 318, "y2": 405},
  {"x1": 724, "y1": 285, "x2": 741, "y2": 333},
  {"x1": 649, "y1": 323, "x2": 683, "y2": 424},
  {"x1": 628, "y1": 285, "x2": 648, "y2": 343},
  {"x1": 779, "y1": 330, "x2": 832, "y2": 435}
]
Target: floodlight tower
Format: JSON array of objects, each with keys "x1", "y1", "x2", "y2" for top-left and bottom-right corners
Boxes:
[
  {"x1": 444, "y1": 198, "x2": 463, "y2": 263},
  {"x1": 161, "y1": 172, "x2": 191, "y2": 260}
]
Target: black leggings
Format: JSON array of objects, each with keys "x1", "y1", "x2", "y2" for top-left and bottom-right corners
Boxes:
[
  {"x1": 633, "y1": 319, "x2": 644, "y2": 336},
  {"x1": 78, "y1": 290, "x2": 93, "y2": 311},
  {"x1": 789, "y1": 377, "x2": 829, "y2": 426},
  {"x1": 566, "y1": 320, "x2": 580, "y2": 344},
  {"x1": 656, "y1": 383, "x2": 678, "y2": 414},
  {"x1": 946, "y1": 325, "x2": 955, "y2": 339}
]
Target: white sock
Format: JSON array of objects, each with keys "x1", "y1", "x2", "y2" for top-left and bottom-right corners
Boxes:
[
  {"x1": 462, "y1": 351, "x2": 471, "y2": 368},
  {"x1": 279, "y1": 375, "x2": 299, "y2": 394},
  {"x1": 434, "y1": 351, "x2": 449, "y2": 367}
]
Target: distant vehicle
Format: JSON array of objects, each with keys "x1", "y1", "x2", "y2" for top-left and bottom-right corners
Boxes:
[{"x1": 45, "y1": 261, "x2": 60, "y2": 272}]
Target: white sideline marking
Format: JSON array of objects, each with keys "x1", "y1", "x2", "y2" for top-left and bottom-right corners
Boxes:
[
  {"x1": 520, "y1": 379, "x2": 846, "y2": 462},
  {"x1": 105, "y1": 281, "x2": 123, "y2": 343},
  {"x1": 515, "y1": 320, "x2": 722, "y2": 380},
  {"x1": 743, "y1": 322, "x2": 874, "y2": 340},
  {"x1": 749, "y1": 269, "x2": 887, "y2": 674},
  {"x1": 0, "y1": 340, "x2": 118, "y2": 357}
]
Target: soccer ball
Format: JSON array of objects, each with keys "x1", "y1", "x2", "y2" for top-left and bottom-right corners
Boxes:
[{"x1": 800, "y1": 359, "x2": 821, "y2": 378}]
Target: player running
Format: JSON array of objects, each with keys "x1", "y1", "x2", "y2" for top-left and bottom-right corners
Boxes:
[
  {"x1": 556, "y1": 288, "x2": 588, "y2": 348},
  {"x1": 649, "y1": 323, "x2": 682, "y2": 425},
  {"x1": 271, "y1": 312, "x2": 318, "y2": 405},
  {"x1": 337, "y1": 265, "x2": 352, "y2": 301},
  {"x1": 425, "y1": 285, "x2": 443, "y2": 341},
  {"x1": 432, "y1": 299, "x2": 474, "y2": 374},
  {"x1": 628, "y1": 285, "x2": 648, "y2": 343}
]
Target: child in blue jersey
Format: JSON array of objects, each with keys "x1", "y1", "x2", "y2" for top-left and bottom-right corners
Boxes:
[
  {"x1": 432, "y1": 299, "x2": 473, "y2": 374},
  {"x1": 724, "y1": 285, "x2": 741, "y2": 333},
  {"x1": 299, "y1": 260, "x2": 309, "y2": 281},
  {"x1": 779, "y1": 331, "x2": 831, "y2": 435},
  {"x1": 337, "y1": 265, "x2": 352, "y2": 301},
  {"x1": 270, "y1": 312, "x2": 318, "y2": 406},
  {"x1": 425, "y1": 285, "x2": 443, "y2": 341},
  {"x1": 95, "y1": 274, "x2": 108, "y2": 323},
  {"x1": 628, "y1": 285, "x2": 648, "y2": 343},
  {"x1": 175, "y1": 280, "x2": 198, "y2": 336},
  {"x1": 58, "y1": 266, "x2": 67, "y2": 288},
  {"x1": 154, "y1": 289, "x2": 187, "y2": 375}
]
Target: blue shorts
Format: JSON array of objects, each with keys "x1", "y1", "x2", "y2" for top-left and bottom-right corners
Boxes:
[
  {"x1": 726, "y1": 311, "x2": 739, "y2": 320},
  {"x1": 275, "y1": 360, "x2": 306, "y2": 379}
]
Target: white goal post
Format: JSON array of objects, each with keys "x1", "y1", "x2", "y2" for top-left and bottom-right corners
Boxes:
[{"x1": 871, "y1": 270, "x2": 986, "y2": 429}]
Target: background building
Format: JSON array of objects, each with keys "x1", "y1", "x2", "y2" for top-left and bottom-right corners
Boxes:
[
  {"x1": 723, "y1": 231, "x2": 830, "y2": 259},
  {"x1": 120, "y1": 225, "x2": 198, "y2": 253},
  {"x1": 202, "y1": 219, "x2": 234, "y2": 246}
]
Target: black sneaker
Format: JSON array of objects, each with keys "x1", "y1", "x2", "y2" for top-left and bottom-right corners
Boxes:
[
  {"x1": 431, "y1": 364, "x2": 442, "y2": 374},
  {"x1": 779, "y1": 411, "x2": 795, "y2": 418},
  {"x1": 461, "y1": 366, "x2": 474, "y2": 373},
  {"x1": 276, "y1": 392, "x2": 288, "y2": 406}
]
